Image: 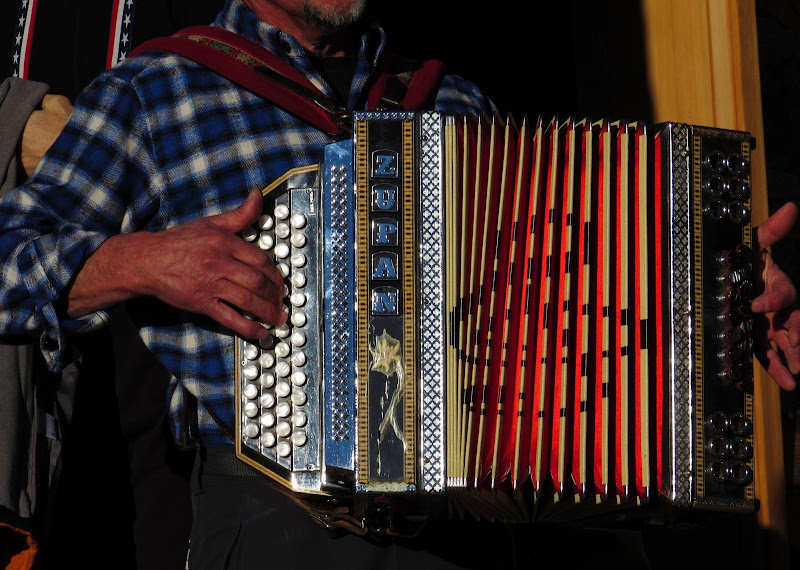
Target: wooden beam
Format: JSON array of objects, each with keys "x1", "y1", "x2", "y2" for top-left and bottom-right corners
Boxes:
[{"x1": 641, "y1": 0, "x2": 787, "y2": 565}]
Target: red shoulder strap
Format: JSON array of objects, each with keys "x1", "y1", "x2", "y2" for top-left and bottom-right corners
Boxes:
[
  {"x1": 130, "y1": 25, "x2": 348, "y2": 135},
  {"x1": 367, "y1": 55, "x2": 446, "y2": 111},
  {"x1": 130, "y1": 26, "x2": 446, "y2": 132}
]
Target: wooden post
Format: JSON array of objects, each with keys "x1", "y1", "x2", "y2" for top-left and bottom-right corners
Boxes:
[{"x1": 641, "y1": 0, "x2": 788, "y2": 566}]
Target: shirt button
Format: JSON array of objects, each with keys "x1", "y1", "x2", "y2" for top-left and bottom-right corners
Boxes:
[
  {"x1": 42, "y1": 336, "x2": 58, "y2": 350},
  {"x1": 279, "y1": 40, "x2": 292, "y2": 54}
]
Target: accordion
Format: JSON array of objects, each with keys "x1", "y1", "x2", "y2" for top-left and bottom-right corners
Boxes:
[{"x1": 236, "y1": 111, "x2": 756, "y2": 533}]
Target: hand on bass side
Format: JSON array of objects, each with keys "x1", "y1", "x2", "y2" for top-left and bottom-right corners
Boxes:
[{"x1": 751, "y1": 201, "x2": 800, "y2": 390}]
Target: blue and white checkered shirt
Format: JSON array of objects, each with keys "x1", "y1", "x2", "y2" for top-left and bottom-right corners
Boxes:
[{"x1": 0, "y1": 0, "x2": 495, "y2": 446}]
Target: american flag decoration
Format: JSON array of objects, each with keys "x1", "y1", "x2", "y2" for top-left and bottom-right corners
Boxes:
[
  {"x1": 11, "y1": 0, "x2": 37, "y2": 79},
  {"x1": 11, "y1": 0, "x2": 136, "y2": 79},
  {"x1": 107, "y1": 0, "x2": 137, "y2": 69}
]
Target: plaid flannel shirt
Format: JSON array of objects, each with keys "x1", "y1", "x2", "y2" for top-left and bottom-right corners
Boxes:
[{"x1": 0, "y1": 0, "x2": 496, "y2": 446}]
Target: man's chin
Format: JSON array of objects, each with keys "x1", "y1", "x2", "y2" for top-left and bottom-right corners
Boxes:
[{"x1": 303, "y1": 0, "x2": 367, "y2": 32}]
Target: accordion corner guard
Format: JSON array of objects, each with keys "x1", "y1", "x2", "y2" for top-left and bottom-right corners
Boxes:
[{"x1": 235, "y1": 111, "x2": 757, "y2": 534}]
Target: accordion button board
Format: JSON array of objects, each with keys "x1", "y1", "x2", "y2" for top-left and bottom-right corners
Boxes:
[{"x1": 236, "y1": 111, "x2": 757, "y2": 533}]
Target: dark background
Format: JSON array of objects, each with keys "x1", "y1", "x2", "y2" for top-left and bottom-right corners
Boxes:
[{"x1": 378, "y1": 1, "x2": 652, "y2": 121}]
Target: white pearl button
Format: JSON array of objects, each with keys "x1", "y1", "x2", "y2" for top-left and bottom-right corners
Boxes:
[
  {"x1": 260, "y1": 412, "x2": 275, "y2": 428},
  {"x1": 291, "y1": 370, "x2": 307, "y2": 386},
  {"x1": 244, "y1": 423, "x2": 259, "y2": 438},
  {"x1": 243, "y1": 402, "x2": 259, "y2": 418},
  {"x1": 276, "y1": 381, "x2": 291, "y2": 398},
  {"x1": 257, "y1": 233, "x2": 274, "y2": 250},
  {"x1": 290, "y1": 213, "x2": 306, "y2": 229},
  {"x1": 290, "y1": 312, "x2": 307, "y2": 327},
  {"x1": 259, "y1": 373, "x2": 275, "y2": 388},
  {"x1": 243, "y1": 344, "x2": 259, "y2": 360},
  {"x1": 291, "y1": 390, "x2": 307, "y2": 406},
  {"x1": 290, "y1": 331, "x2": 306, "y2": 347},
  {"x1": 275, "y1": 222, "x2": 290, "y2": 239},
  {"x1": 243, "y1": 383, "x2": 259, "y2": 400},
  {"x1": 276, "y1": 421, "x2": 291, "y2": 437}
]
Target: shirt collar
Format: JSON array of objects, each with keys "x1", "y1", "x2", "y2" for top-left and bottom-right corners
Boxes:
[{"x1": 213, "y1": 0, "x2": 386, "y2": 107}]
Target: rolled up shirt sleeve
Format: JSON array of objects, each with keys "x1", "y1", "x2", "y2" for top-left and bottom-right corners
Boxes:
[{"x1": 0, "y1": 73, "x2": 159, "y2": 371}]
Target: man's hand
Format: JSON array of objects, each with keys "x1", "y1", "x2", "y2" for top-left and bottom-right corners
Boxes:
[
  {"x1": 20, "y1": 94, "x2": 73, "y2": 177},
  {"x1": 66, "y1": 188, "x2": 287, "y2": 340},
  {"x1": 751, "y1": 201, "x2": 800, "y2": 390}
]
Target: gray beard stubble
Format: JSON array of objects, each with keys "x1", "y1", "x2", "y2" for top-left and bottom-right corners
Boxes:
[{"x1": 303, "y1": 0, "x2": 367, "y2": 31}]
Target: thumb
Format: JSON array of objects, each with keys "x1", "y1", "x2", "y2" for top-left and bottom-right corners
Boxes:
[
  {"x1": 207, "y1": 188, "x2": 263, "y2": 233},
  {"x1": 208, "y1": 188, "x2": 264, "y2": 233}
]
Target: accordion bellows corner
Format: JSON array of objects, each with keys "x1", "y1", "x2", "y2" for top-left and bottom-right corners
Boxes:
[{"x1": 235, "y1": 111, "x2": 756, "y2": 532}]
